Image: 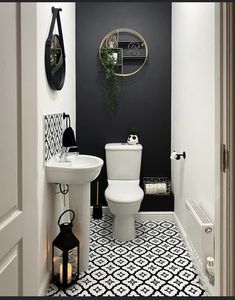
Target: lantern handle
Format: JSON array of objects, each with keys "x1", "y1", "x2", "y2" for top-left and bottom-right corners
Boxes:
[{"x1": 58, "y1": 209, "x2": 75, "y2": 226}]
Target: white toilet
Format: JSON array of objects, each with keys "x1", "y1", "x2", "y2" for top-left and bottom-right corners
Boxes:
[{"x1": 104, "y1": 143, "x2": 144, "y2": 241}]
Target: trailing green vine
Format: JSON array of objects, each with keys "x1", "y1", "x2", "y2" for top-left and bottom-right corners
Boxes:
[
  {"x1": 100, "y1": 48, "x2": 120, "y2": 110},
  {"x1": 128, "y1": 127, "x2": 139, "y2": 135}
]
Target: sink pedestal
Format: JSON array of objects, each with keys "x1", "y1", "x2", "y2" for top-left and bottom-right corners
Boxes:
[
  {"x1": 46, "y1": 154, "x2": 103, "y2": 273},
  {"x1": 69, "y1": 183, "x2": 90, "y2": 273}
]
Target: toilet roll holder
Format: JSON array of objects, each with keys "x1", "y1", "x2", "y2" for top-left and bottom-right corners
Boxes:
[
  {"x1": 176, "y1": 151, "x2": 186, "y2": 160},
  {"x1": 171, "y1": 151, "x2": 186, "y2": 160}
]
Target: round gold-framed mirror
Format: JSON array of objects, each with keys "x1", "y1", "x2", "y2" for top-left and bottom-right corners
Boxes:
[{"x1": 99, "y1": 28, "x2": 148, "y2": 77}]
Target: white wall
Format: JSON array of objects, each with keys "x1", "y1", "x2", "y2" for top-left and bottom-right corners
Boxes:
[
  {"x1": 36, "y1": 3, "x2": 76, "y2": 293},
  {"x1": 20, "y1": 2, "x2": 76, "y2": 294},
  {"x1": 171, "y1": 3, "x2": 216, "y2": 226}
]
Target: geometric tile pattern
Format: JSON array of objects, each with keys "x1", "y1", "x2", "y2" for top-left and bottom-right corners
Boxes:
[
  {"x1": 44, "y1": 113, "x2": 63, "y2": 161},
  {"x1": 47, "y1": 216, "x2": 206, "y2": 297}
]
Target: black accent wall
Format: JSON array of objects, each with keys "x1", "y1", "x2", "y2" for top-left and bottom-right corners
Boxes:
[{"x1": 76, "y1": 2, "x2": 173, "y2": 211}]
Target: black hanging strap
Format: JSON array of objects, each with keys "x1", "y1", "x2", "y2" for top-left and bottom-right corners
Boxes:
[
  {"x1": 46, "y1": 7, "x2": 65, "y2": 59},
  {"x1": 46, "y1": 8, "x2": 58, "y2": 44},
  {"x1": 56, "y1": 9, "x2": 65, "y2": 59}
]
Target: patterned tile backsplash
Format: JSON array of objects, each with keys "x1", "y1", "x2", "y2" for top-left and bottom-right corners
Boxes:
[{"x1": 44, "y1": 113, "x2": 63, "y2": 161}]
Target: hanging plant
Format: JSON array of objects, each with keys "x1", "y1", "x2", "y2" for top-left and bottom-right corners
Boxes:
[
  {"x1": 128, "y1": 127, "x2": 139, "y2": 135},
  {"x1": 100, "y1": 48, "x2": 120, "y2": 110}
]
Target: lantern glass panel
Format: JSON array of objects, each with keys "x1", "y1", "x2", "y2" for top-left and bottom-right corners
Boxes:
[
  {"x1": 53, "y1": 246, "x2": 63, "y2": 284},
  {"x1": 68, "y1": 247, "x2": 79, "y2": 280},
  {"x1": 53, "y1": 245, "x2": 79, "y2": 287}
]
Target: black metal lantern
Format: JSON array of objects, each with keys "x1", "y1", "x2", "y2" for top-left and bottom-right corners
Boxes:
[{"x1": 52, "y1": 209, "x2": 79, "y2": 289}]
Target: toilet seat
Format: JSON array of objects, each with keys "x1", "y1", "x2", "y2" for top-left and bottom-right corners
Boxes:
[{"x1": 105, "y1": 180, "x2": 144, "y2": 203}]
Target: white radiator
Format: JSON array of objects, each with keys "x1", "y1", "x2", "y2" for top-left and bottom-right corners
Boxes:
[{"x1": 185, "y1": 200, "x2": 214, "y2": 272}]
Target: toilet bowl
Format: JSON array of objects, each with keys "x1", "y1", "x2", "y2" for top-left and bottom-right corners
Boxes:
[
  {"x1": 105, "y1": 180, "x2": 144, "y2": 240},
  {"x1": 104, "y1": 143, "x2": 144, "y2": 241}
]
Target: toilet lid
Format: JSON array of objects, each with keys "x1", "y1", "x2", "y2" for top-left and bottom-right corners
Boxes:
[{"x1": 105, "y1": 181, "x2": 144, "y2": 203}]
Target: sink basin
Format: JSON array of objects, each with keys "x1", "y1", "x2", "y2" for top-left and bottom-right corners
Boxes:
[{"x1": 46, "y1": 154, "x2": 104, "y2": 184}]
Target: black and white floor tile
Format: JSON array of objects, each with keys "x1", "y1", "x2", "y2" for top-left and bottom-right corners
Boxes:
[{"x1": 47, "y1": 216, "x2": 206, "y2": 297}]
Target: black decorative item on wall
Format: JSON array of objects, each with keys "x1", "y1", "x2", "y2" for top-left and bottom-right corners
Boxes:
[
  {"x1": 99, "y1": 28, "x2": 148, "y2": 110},
  {"x1": 99, "y1": 28, "x2": 148, "y2": 77},
  {"x1": 45, "y1": 7, "x2": 66, "y2": 90}
]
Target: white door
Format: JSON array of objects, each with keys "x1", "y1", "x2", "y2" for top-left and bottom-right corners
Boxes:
[{"x1": 0, "y1": 3, "x2": 24, "y2": 296}]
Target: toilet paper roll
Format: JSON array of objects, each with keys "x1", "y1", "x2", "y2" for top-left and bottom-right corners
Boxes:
[
  {"x1": 157, "y1": 183, "x2": 163, "y2": 194},
  {"x1": 145, "y1": 184, "x2": 149, "y2": 194},
  {"x1": 153, "y1": 184, "x2": 158, "y2": 194},
  {"x1": 145, "y1": 183, "x2": 168, "y2": 194},
  {"x1": 159, "y1": 183, "x2": 167, "y2": 194},
  {"x1": 156, "y1": 184, "x2": 161, "y2": 194},
  {"x1": 145, "y1": 184, "x2": 155, "y2": 194},
  {"x1": 145, "y1": 184, "x2": 150, "y2": 194},
  {"x1": 170, "y1": 151, "x2": 178, "y2": 160}
]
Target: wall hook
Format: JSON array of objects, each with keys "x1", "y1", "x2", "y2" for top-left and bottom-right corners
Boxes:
[
  {"x1": 51, "y1": 7, "x2": 62, "y2": 13},
  {"x1": 63, "y1": 112, "x2": 71, "y2": 128},
  {"x1": 178, "y1": 151, "x2": 186, "y2": 160}
]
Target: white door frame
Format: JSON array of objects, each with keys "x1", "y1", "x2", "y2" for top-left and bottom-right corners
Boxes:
[
  {"x1": 215, "y1": 2, "x2": 235, "y2": 296},
  {"x1": 228, "y1": 4, "x2": 235, "y2": 295},
  {"x1": 223, "y1": 2, "x2": 235, "y2": 295}
]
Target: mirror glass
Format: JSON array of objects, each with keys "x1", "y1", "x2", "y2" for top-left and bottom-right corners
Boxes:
[{"x1": 99, "y1": 28, "x2": 148, "y2": 77}]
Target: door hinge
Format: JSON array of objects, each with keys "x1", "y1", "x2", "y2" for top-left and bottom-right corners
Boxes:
[{"x1": 222, "y1": 144, "x2": 229, "y2": 172}]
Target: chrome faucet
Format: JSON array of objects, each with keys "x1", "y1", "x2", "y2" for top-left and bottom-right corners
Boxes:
[
  {"x1": 59, "y1": 147, "x2": 69, "y2": 162},
  {"x1": 59, "y1": 146, "x2": 79, "y2": 162}
]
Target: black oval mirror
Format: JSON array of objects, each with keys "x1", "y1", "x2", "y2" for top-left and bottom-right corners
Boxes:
[
  {"x1": 45, "y1": 7, "x2": 66, "y2": 91},
  {"x1": 45, "y1": 34, "x2": 65, "y2": 90}
]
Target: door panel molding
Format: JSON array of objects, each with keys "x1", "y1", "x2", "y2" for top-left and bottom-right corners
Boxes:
[
  {"x1": 0, "y1": 241, "x2": 22, "y2": 296},
  {"x1": 0, "y1": 207, "x2": 19, "y2": 229},
  {"x1": 0, "y1": 210, "x2": 23, "y2": 259},
  {"x1": 0, "y1": 245, "x2": 18, "y2": 274}
]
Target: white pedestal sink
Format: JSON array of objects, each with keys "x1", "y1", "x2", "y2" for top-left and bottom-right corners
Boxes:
[{"x1": 46, "y1": 153, "x2": 103, "y2": 273}]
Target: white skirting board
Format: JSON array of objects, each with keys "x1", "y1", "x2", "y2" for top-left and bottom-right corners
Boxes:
[
  {"x1": 174, "y1": 214, "x2": 214, "y2": 296},
  {"x1": 90, "y1": 206, "x2": 175, "y2": 222},
  {"x1": 39, "y1": 271, "x2": 50, "y2": 296}
]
